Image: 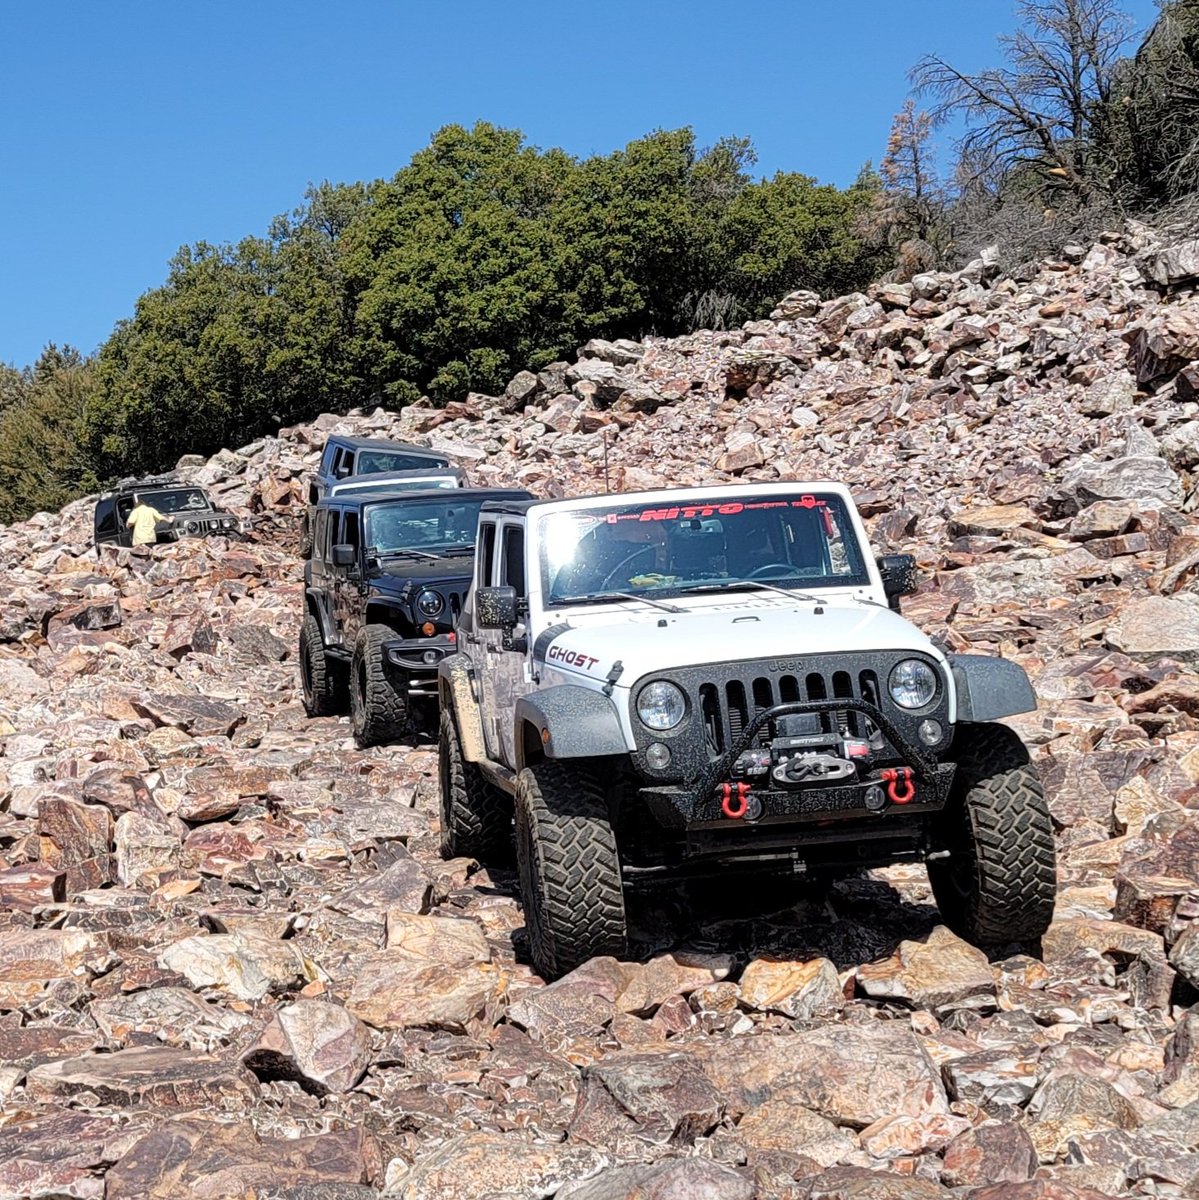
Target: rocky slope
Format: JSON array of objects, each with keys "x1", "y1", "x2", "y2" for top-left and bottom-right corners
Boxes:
[{"x1": 5, "y1": 225, "x2": 1199, "y2": 1198}]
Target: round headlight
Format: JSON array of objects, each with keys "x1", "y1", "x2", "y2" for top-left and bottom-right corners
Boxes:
[
  {"x1": 638, "y1": 681, "x2": 686, "y2": 731},
  {"x1": 889, "y1": 659, "x2": 938, "y2": 709},
  {"x1": 221, "y1": 518, "x2": 234, "y2": 529},
  {"x1": 416, "y1": 589, "x2": 444, "y2": 618},
  {"x1": 184, "y1": 520, "x2": 198, "y2": 533}
]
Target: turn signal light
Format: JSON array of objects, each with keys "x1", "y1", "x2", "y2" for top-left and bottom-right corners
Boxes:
[{"x1": 421, "y1": 622, "x2": 436, "y2": 636}]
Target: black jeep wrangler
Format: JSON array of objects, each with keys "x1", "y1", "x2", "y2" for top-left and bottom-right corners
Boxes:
[
  {"x1": 94, "y1": 479, "x2": 243, "y2": 550},
  {"x1": 299, "y1": 486, "x2": 533, "y2": 747},
  {"x1": 301, "y1": 436, "x2": 452, "y2": 555}
]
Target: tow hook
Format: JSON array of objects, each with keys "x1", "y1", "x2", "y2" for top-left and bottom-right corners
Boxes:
[
  {"x1": 880, "y1": 767, "x2": 915, "y2": 805},
  {"x1": 720, "y1": 782, "x2": 753, "y2": 820}
]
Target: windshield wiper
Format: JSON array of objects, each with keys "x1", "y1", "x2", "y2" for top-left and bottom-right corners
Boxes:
[
  {"x1": 440, "y1": 546, "x2": 475, "y2": 556},
  {"x1": 379, "y1": 549, "x2": 438, "y2": 561},
  {"x1": 680, "y1": 580, "x2": 823, "y2": 604},
  {"x1": 554, "y1": 591, "x2": 685, "y2": 614}
]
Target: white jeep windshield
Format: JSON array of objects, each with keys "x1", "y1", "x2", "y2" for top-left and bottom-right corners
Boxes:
[{"x1": 541, "y1": 493, "x2": 869, "y2": 605}]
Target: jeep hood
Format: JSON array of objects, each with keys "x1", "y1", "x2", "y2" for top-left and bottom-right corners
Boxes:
[
  {"x1": 373, "y1": 554, "x2": 474, "y2": 585},
  {"x1": 536, "y1": 599, "x2": 942, "y2": 684}
]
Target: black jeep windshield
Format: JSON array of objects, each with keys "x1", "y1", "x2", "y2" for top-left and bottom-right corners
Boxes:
[
  {"x1": 355, "y1": 450, "x2": 447, "y2": 475},
  {"x1": 365, "y1": 497, "x2": 486, "y2": 555},
  {"x1": 135, "y1": 488, "x2": 211, "y2": 514},
  {"x1": 541, "y1": 493, "x2": 869, "y2": 605}
]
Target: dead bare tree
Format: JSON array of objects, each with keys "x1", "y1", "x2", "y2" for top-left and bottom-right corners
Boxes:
[{"x1": 912, "y1": 0, "x2": 1134, "y2": 201}]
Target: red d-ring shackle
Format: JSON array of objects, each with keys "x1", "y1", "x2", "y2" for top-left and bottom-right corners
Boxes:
[
  {"x1": 880, "y1": 767, "x2": 915, "y2": 804},
  {"x1": 721, "y1": 782, "x2": 751, "y2": 819}
]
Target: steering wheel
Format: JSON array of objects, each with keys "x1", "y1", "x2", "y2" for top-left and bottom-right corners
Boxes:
[
  {"x1": 748, "y1": 562, "x2": 797, "y2": 579},
  {"x1": 600, "y1": 546, "x2": 656, "y2": 589}
]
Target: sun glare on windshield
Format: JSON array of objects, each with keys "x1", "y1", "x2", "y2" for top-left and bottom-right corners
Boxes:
[{"x1": 541, "y1": 494, "x2": 868, "y2": 604}]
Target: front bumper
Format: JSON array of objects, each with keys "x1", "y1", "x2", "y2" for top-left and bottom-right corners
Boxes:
[
  {"x1": 638, "y1": 696, "x2": 955, "y2": 831},
  {"x1": 385, "y1": 635, "x2": 455, "y2": 695}
]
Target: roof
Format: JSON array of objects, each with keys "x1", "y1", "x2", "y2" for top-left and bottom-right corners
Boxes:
[
  {"x1": 480, "y1": 481, "x2": 857, "y2": 519},
  {"x1": 324, "y1": 435, "x2": 449, "y2": 455},
  {"x1": 100, "y1": 476, "x2": 205, "y2": 501},
  {"x1": 317, "y1": 487, "x2": 532, "y2": 510},
  {"x1": 327, "y1": 466, "x2": 466, "y2": 496}
]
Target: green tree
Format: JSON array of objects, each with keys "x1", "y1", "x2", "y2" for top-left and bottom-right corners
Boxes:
[{"x1": 0, "y1": 347, "x2": 98, "y2": 523}]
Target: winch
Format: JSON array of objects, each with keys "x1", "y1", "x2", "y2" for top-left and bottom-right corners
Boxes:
[{"x1": 730, "y1": 712, "x2": 873, "y2": 790}]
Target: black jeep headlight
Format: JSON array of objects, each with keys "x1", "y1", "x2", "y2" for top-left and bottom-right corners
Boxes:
[
  {"x1": 637, "y1": 681, "x2": 686, "y2": 731},
  {"x1": 184, "y1": 520, "x2": 198, "y2": 533},
  {"x1": 221, "y1": 517, "x2": 235, "y2": 530},
  {"x1": 416, "y1": 589, "x2": 444, "y2": 618},
  {"x1": 889, "y1": 659, "x2": 938, "y2": 709}
]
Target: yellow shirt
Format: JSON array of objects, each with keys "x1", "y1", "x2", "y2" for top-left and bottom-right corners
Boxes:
[{"x1": 127, "y1": 504, "x2": 166, "y2": 546}]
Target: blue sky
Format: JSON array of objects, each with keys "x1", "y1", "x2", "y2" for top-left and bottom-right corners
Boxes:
[{"x1": 0, "y1": 0, "x2": 1160, "y2": 368}]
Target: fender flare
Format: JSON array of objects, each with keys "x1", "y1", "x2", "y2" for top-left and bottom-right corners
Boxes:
[
  {"x1": 514, "y1": 685, "x2": 628, "y2": 770},
  {"x1": 438, "y1": 654, "x2": 488, "y2": 763},
  {"x1": 304, "y1": 587, "x2": 337, "y2": 645},
  {"x1": 949, "y1": 654, "x2": 1037, "y2": 722}
]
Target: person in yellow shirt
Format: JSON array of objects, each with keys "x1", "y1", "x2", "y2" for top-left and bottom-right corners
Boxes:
[{"x1": 125, "y1": 496, "x2": 174, "y2": 546}]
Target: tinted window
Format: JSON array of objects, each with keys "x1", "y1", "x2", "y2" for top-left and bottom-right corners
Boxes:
[
  {"x1": 478, "y1": 521, "x2": 497, "y2": 587},
  {"x1": 356, "y1": 450, "x2": 449, "y2": 475},
  {"x1": 342, "y1": 511, "x2": 360, "y2": 551},
  {"x1": 313, "y1": 509, "x2": 329, "y2": 560},
  {"x1": 502, "y1": 526, "x2": 526, "y2": 596}
]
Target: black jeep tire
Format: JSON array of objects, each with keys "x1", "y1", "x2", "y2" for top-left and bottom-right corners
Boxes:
[
  {"x1": 350, "y1": 623, "x2": 410, "y2": 747},
  {"x1": 299, "y1": 510, "x2": 313, "y2": 558},
  {"x1": 514, "y1": 760, "x2": 627, "y2": 979},
  {"x1": 927, "y1": 722, "x2": 1056, "y2": 947},
  {"x1": 438, "y1": 707, "x2": 511, "y2": 861},
  {"x1": 299, "y1": 613, "x2": 347, "y2": 717}
]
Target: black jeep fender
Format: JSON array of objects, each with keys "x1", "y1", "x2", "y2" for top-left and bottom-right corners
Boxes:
[
  {"x1": 365, "y1": 597, "x2": 414, "y2": 633},
  {"x1": 949, "y1": 654, "x2": 1037, "y2": 722},
  {"x1": 514, "y1": 685, "x2": 628, "y2": 770},
  {"x1": 304, "y1": 587, "x2": 337, "y2": 645}
]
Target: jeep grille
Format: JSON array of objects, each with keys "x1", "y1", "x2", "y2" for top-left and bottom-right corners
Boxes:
[{"x1": 698, "y1": 667, "x2": 879, "y2": 757}]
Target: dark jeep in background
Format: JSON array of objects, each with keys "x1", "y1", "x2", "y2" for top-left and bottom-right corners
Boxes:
[
  {"x1": 300, "y1": 436, "x2": 453, "y2": 554},
  {"x1": 94, "y1": 479, "x2": 244, "y2": 550},
  {"x1": 299, "y1": 486, "x2": 532, "y2": 747}
]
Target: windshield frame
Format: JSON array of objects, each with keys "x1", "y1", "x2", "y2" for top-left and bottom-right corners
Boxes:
[
  {"x1": 363, "y1": 496, "x2": 486, "y2": 557},
  {"x1": 537, "y1": 491, "x2": 872, "y2": 609}
]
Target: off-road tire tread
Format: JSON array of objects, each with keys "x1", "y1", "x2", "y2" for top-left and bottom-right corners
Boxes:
[
  {"x1": 439, "y1": 707, "x2": 510, "y2": 860},
  {"x1": 300, "y1": 613, "x2": 345, "y2": 717},
  {"x1": 928, "y1": 722, "x2": 1056, "y2": 946},
  {"x1": 515, "y1": 761, "x2": 627, "y2": 979},
  {"x1": 351, "y1": 623, "x2": 410, "y2": 747}
]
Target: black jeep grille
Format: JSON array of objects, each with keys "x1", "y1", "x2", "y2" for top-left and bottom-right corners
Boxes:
[
  {"x1": 698, "y1": 666, "x2": 880, "y2": 757},
  {"x1": 628, "y1": 652, "x2": 951, "y2": 782},
  {"x1": 179, "y1": 516, "x2": 223, "y2": 536}
]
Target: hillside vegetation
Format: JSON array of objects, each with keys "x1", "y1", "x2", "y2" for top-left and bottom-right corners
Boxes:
[{"x1": 5, "y1": 0, "x2": 1199, "y2": 521}]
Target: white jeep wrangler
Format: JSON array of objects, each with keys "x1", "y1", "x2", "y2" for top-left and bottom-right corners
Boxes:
[{"x1": 438, "y1": 483, "x2": 1056, "y2": 980}]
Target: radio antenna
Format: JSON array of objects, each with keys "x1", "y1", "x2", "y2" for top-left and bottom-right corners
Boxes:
[{"x1": 603, "y1": 428, "x2": 611, "y2": 494}]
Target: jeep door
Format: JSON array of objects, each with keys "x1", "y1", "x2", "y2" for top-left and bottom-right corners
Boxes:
[
  {"x1": 481, "y1": 518, "x2": 533, "y2": 770},
  {"x1": 307, "y1": 508, "x2": 337, "y2": 641},
  {"x1": 332, "y1": 507, "x2": 365, "y2": 647}
]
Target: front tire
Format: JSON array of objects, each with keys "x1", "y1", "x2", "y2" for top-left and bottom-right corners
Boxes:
[
  {"x1": 350, "y1": 623, "x2": 410, "y2": 747},
  {"x1": 927, "y1": 723, "x2": 1056, "y2": 946},
  {"x1": 299, "y1": 613, "x2": 347, "y2": 717},
  {"x1": 439, "y1": 707, "x2": 511, "y2": 860},
  {"x1": 514, "y1": 761, "x2": 627, "y2": 979}
]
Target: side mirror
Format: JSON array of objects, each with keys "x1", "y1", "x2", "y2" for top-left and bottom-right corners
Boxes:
[
  {"x1": 334, "y1": 463, "x2": 352, "y2": 479},
  {"x1": 877, "y1": 554, "x2": 918, "y2": 609},
  {"x1": 332, "y1": 543, "x2": 356, "y2": 568},
  {"x1": 477, "y1": 585, "x2": 518, "y2": 629}
]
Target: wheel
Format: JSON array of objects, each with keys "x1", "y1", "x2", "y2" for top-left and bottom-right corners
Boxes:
[
  {"x1": 514, "y1": 760, "x2": 627, "y2": 979},
  {"x1": 299, "y1": 613, "x2": 347, "y2": 716},
  {"x1": 299, "y1": 509, "x2": 313, "y2": 557},
  {"x1": 927, "y1": 722, "x2": 1056, "y2": 947},
  {"x1": 350, "y1": 623, "x2": 410, "y2": 747},
  {"x1": 600, "y1": 546, "x2": 656, "y2": 590},
  {"x1": 748, "y1": 562, "x2": 796, "y2": 579},
  {"x1": 439, "y1": 706, "x2": 511, "y2": 860}
]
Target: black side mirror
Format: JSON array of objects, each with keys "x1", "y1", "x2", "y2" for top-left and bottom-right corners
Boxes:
[
  {"x1": 477, "y1": 585, "x2": 518, "y2": 629},
  {"x1": 332, "y1": 543, "x2": 356, "y2": 568},
  {"x1": 877, "y1": 554, "x2": 918, "y2": 610}
]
